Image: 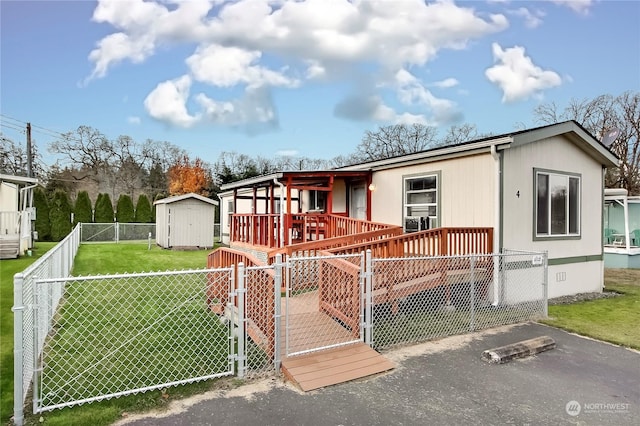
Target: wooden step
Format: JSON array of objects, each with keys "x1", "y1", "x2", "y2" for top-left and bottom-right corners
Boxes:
[{"x1": 281, "y1": 342, "x2": 394, "y2": 391}]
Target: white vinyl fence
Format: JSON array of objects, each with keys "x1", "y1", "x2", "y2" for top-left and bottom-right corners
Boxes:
[{"x1": 14, "y1": 246, "x2": 547, "y2": 424}]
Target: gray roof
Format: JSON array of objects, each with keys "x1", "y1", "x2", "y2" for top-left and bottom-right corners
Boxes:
[{"x1": 154, "y1": 193, "x2": 219, "y2": 206}]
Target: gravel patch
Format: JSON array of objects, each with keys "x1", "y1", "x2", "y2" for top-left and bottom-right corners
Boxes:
[{"x1": 548, "y1": 290, "x2": 621, "y2": 305}]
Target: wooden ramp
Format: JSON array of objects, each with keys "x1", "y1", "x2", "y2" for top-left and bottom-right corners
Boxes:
[{"x1": 281, "y1": 342, "x2": 395, "y2": 392}]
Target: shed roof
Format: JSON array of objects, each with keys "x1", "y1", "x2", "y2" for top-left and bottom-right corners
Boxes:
[{"x1": 154, "y1": 193, "x2": 219, "y2": 206}]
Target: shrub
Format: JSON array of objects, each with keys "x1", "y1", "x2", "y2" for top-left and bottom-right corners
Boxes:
[
  {"x1": 74, "y1": 191, "x2": 93, "y2": 225},
  {"x1": 33, "y1": 187, "x2": 51, "y2": 241},
  {"x1": 116, "y1": 194, "x2": 135, "y2": 223},
  {"x1": 49, "y1": 190, "x2": 73, "y2": 241},
  {"x1": 134, "y1": 194, "x2": 153, "y2": 223},
  {"x1": 94, "y1": 193, "x2": 114, "y2": 223}
]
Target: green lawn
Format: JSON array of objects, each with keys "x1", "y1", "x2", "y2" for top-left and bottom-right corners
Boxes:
[
  {"x1": 3, "y1": 243, "x2": 241, "y2": 426},
  {"x1": 540, "y1": 269, "x2": 640, "y2": 350},
  {"x1": 1, "y1": 242, "x2": 57, "y2": 424}
]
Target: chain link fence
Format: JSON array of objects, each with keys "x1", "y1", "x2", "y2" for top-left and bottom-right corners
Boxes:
[
  {"x1": 33, "y1": 269, "x2": 234, "y2": 413},
  {"x1": 285, "y1": 253, "x2": 364, "y2": 357},
  {"x1": 369, "y1": 250, "x2": 547, "y2": 350},
  {"x1": 13, "y1": 224, "x2": 81, "y2": 425},
  {"x1": 80, "y1": 223, "x2": 156, "y2": 243},
  {"x1": 16, "y1": 243, "x2": 546, "y2": 423}
]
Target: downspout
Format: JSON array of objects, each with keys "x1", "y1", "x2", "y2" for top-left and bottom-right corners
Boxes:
[
  {"x1": 273, "y1": 178, "x2": 285, "y2": 248},
  {"x1": 490, "y1": 145, "x2": 501, "y2": 306},
  {"x1": 19, "y1": 184, "x2": 38, "y2": 248}
]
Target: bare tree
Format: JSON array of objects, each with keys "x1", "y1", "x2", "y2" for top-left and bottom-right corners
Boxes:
[
  {"x1": 1, "y1": 134, "x2": 46, "y2": 178},
  {"x1": 440, "y1": 123, "x2": 492, "y2": 146},
  {"x1": 354, "y1": 124, "x2": 439, "y2": 162},
  {"x1": 534, "y1": 91, "x2": 640, "y2": 194}
]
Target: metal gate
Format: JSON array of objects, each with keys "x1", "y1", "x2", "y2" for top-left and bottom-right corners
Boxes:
[
  {"x1": 284, "y1": 253, "x2": 365, "y2": 357},
  {"x1": 33, "y1": 268, "x2": 235, "y2": 413}
]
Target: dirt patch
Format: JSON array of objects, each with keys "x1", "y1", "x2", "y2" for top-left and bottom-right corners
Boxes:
[{"x1": 605, "y1": 268, "x2": 640, "y2": 287}]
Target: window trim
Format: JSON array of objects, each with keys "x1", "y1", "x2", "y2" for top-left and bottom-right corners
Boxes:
[
  {"x1": 533, "y1": 168, "x2": 582, "y2": 241},
  {"x1": 402, "y1": 171, "x2": 441, "y2": 232}
]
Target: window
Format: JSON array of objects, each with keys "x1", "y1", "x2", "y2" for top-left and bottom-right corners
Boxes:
[
  {"x1": 227, "y1": 200, "x2": 234, "y2": 228},
  {"x1": 309, "y1": 190, "x2": 326, "y2": 211},
  {"x1": 404, "y1": 174, "x2": 438, "y2": 231},
  {"x1": 535, "y1": 170, "x2": 580, "y2": 237}
]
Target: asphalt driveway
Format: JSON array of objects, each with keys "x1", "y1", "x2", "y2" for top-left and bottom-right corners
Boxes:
[{"x1": 117, "y1": 322, "x2": 639, "y2": 426}]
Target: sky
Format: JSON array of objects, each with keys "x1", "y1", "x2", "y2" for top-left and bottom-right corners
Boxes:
[{"x1": 1, "y1": 0, "x2": 639, "y2": 168}]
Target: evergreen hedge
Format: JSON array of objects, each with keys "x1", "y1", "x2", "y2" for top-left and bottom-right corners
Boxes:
[
  {"x1": 116, "y1": 194, "x2": 135, "y2": 223},
  {"x1": 74, "y1": 191, "x2": 93, "y2": 225},
  {"x1": 94, "y1": 193, "x2": 114, "y2": 223},
  {"x1": 134, "y1": 194, "x2": 153, "y2": 223},
  {"x1": 33, "y1": 187, "x2": 51, "y2": 241},
  {"x1": 49, "y1": 190, "x2": 73, "y2": 241}
]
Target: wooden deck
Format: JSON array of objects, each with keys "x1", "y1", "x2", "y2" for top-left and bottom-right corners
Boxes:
[{"x1": 281, "y1": 290, "x2": 394, "y2": 391}]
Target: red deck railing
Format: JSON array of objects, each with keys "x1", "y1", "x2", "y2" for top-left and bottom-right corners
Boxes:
[
  {"x1": 326, "y1": 227, "x2": 494, "y2": 258},
  {"x1": 206, "y1": 248, "x2": 276, "y2": 358},
  {"x1": 230, "y1": 213, "x2": 401, "y2": 249}
]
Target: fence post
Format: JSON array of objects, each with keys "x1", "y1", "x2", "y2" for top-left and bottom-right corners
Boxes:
[
  {"x1": 115, "y1": 222, "x2": 119, "y2": 243},
  {"x1": 273, "y1": 254, "x2": 282, "y2": 372},
  {"x1": 364, "y1": 250, "x2": 373, "y2": 346},
  {"x1": 12, "y1": 273, "x2": 25, "y2": 426},
  {"x1": 543, "y1": 251, "x2": 548, "y2": 317},
  {"x1": 469, "y1": 255, "x2": 476, "y2": 332},
  {"x1": 236, "y1": 262, "x2": 246, "y2": 379}
]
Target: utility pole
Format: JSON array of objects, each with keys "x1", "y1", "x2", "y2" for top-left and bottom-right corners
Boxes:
[{"x1": 26, "y1": 122, "x2": 33, "y2": 177}]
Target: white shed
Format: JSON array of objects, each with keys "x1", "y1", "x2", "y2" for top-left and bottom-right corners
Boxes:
[{"x1": 154, "y1": 193, "x2": 218, "y2": 249}]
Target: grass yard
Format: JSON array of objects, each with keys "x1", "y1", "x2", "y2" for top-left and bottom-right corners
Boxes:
[
  {"x1": 540, "y1": 268, "x2": 640, "y2": 350},
  {"x1": 0, "y1": 242, "x2": 57, "y2": 424},
  {"x1": 4, "y1": 243, "x2": 244, "y2": 426}
]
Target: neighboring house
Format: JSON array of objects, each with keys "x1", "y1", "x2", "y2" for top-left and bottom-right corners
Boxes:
[
  {"x1": 0, "y1": 174, "x2": 38, "y2": 258},
  {"x1": 218, "y1": 121, "x2": 618, "y2": 298},
  {"x1": 154, "y1": 193, "x2": 219, "y2": 249},
  {"x1": 604, "y1": 188, "x2": 640, "y2": 268}
]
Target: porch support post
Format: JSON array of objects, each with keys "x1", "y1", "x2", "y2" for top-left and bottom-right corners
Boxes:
[
  {"x1": 327, "y1": 175, "x2": 334, "y2": 214},
  {"x1": 286, "y1": 177, "x2": 292, "y2": 245},
  {"x1": 366, "y1": 173, "x2": 372, "y2": 221}
]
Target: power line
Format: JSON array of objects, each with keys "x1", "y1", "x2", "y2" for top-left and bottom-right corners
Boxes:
[
  {"x1": 0, "y1": 122, "x2": 26, "y2": 133},
  {"x1": 0, "y1": 113, "x2": 69, "y2": 139}
]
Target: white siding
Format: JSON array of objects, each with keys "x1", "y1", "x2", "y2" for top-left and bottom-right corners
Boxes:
[
  {"x1": 501, "y1": 135, "x2": 605, "y2": 297},
  {"x1": 370, "y1": 153, "x2": 496, "y2": 228}
]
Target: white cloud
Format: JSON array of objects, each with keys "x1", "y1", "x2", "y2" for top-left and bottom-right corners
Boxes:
[
  {"x1": 509, "y1": 7, "x2": 545, "y2": 29},
  {"x1": 144, "y1": 75, "x2": 200, "y2": 127},
  {"x1": 88, "y1": 0, "x2": 510, "y2": 128},
  {"x1": 549, "y1": 0, "x2": 593, "y2": 15},
  {"x1": 395, "y1": 69, "x2": 462, "y2": 124},
  {"x1": 277, "y1": 150, "x2": 299, "y2": 157},
  {"x1": 195, "y1": 86, "x2": 279, "y2": 133},
  {"x1": 432, "y1": 78, "x2": 460, "y2": 89},
  {"x1": 127, "y1": 116, "x2": 141, "y2": 124},
  {"x1": 186, "y1": 44, "x2": 299, "y2": 89},
  {"x1": 485, "y1": 43, "x2": 562, "y2": 102}
]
